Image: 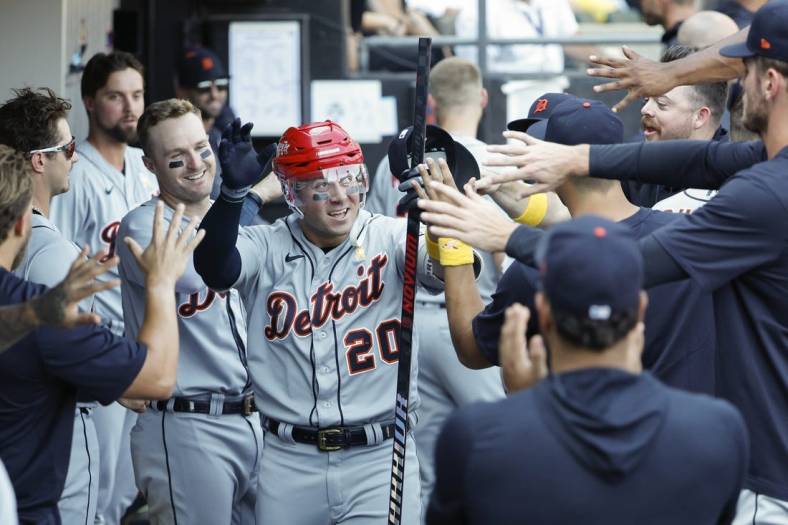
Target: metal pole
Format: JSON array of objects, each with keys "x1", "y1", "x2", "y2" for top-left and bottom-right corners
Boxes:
[{"x1": 478, "y1": 0, "x2": 488, "y2": 78}]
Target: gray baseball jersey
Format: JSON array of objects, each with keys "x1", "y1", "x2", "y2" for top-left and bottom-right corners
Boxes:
[
  {"x1": 231, "y1": 209, "x2": 443, "y2": 427},
  {"x1": 14, "y1": 212, "x2": 92, "y2": 311},
  {"x1": 49, "y1": 141, "x2": 158, "y2": 336},
  {"x1": 118, "y1": 198, "x2": 251, "y2": 397}
]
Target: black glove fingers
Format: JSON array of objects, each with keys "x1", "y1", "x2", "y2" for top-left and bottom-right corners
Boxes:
[{"x1": 239, "y1": 122, "x2": 254, "y2": 143}]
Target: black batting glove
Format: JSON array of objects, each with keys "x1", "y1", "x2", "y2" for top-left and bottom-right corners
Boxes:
[
  {"x1": 396, "y1": 165, "x2": 423, "y2": 215},
  {"x1": 218, "y1": 119, "x2": 269, "y2": 202}
]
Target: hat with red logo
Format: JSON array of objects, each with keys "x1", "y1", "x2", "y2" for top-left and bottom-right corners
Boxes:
[
  {"x1": 177, "y1": 46, "x2": 229, "y2": 88},
  {"x1": 507, "y1": 92, "x2": 575, "y2": 139},
  {"x1": 536, "y1": 215, "x2": 642, "y2": 329},
  {"x1": 719, "y1": 1, "x2": 788, "y2": 63}
]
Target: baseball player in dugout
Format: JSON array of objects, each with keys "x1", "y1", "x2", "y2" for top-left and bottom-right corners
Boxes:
[
  {"x1": 193, "y1": 116, "x2": 480, "y2": 523},
  {"x1": 0, "y1": 86, "x2": 101, "y2": 524},
  {"x1": 0, "y1": 143, "x2": 204, "y2": 524},
  {"x1": 48, "y1": 51, "x2": 158, "y2": 525},
  {"x1": 628, "y1": 44, "x2": 729, "y2": 211},
  {"x1": 117, "y1": 98, "x2": 262, "y2": 524}
]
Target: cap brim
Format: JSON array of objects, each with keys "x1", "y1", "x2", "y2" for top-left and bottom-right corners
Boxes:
[
  {"x1": 719, "y1": 42, "x2": 756, "y2": 58},
  {"x1": 526, "y1": 120, "x2": 548, "y2": 141},
  {"x1": 507, "y1": 118, "x2": 541, "y2": 133}
]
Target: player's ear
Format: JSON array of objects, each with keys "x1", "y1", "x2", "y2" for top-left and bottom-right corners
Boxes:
[
  {"x1": 28, "y1": 152, "x2": 46, "y2": 175},
  {"x1": 694, "y1": 106, "x2": 711, "y2": 130},
  {"x1": 480, "y1": 87, "x2": 489, "y2": 110},
  {"x1": 142, "y1": 156, "x2": 157, "y2": 175}
]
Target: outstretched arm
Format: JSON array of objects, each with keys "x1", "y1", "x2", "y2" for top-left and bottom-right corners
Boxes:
[
  {"x1": 587, "y1": 28, "x2": 747, "y2": 112},
  {"x1": 479, "y1": 131, "x2": 766, "y2": 198},
  {"x1": 194, "y1": 120, "x2": 271, "y2": 290},
  {"x1": 0, "y1": 247, "x2": 120, "y2": 353}
]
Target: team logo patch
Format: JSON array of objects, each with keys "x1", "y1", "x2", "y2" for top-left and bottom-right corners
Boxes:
[{"x1": 534, "y1": 98, "x2": 549, "y2": 114}]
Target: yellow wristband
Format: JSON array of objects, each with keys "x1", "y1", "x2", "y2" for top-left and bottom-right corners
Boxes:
[
  {"x1": 515, "y1": 193, "x2": 548, "y2": 226},
  {"x1": 425, "y1": 234, "x2": 441, "y2": 260},
  {"x1": 438, "y1": 237, "x2": 473, "y2": 266}
]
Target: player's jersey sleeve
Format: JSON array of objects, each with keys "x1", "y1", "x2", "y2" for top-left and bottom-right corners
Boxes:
[
  {"x1": 234, "y1": 225, "x2": 271, "y2": 298},
  {"x1": 590, "y1": 140, "x2": 766, "y2": 190},
  {"x1": 118, "y1": 203, "x2": 204, "y2": 295},
  {"x1": 472, "y1": 261, "x2": 540, "y2": 365},
  {"x1": 36, "y1": 324, "x2": 147, "y2": 405},
  {"x1": 652, "y1": 172, "x2": 788, "y2": 293}
]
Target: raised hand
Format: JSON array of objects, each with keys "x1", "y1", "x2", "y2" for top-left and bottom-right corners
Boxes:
[
  {"x1": 498, "y1": 303, "x2": 548, "y2": 394},
  {"x1": 218, "y1": 119, "x2": 268, "y2": 193},
  {"x1": 123, "y1": 202, "x2": 206, "y2": 286},
  {"x1": 481, "y1": 130, "x2": 589, "y2": 198},
  {"x1": 586, "y1": 46, "x2": 675, "y2": 113},
  {"x1": 417, "y1": 179, "x2": 517, "y2": 253}
]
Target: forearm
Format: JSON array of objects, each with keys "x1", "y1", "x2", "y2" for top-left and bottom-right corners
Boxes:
[
  {"x1": 194, "y1": 196, "x2": 243, "y2": 290},
  {"x1": 125, "y1": 278, "x2": 179, "y2": 399},
  {"x1": 444, "y1": 265, "x2": 493, "y2": 369},
  {"x1": 489, "y1": 182, "x2": 534, "y2": 220},
  {"x1": 0, "y1": 302, "x2": 39, "y2": 353},
  {"x1": 672, "y1": 28, "x2": 747, "y2": 86},
  {"x1": 589, "y1": 140, "x2": 765, "y2": 189}
]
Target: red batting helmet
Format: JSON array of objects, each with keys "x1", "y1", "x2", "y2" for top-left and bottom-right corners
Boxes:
[{"x1": 274, "y1": 121, "x2": 369, "y2": 215}]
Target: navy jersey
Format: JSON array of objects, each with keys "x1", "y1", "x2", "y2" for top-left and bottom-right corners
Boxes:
[
  {"x1": 0, "y1": 269, "x2": 147, "y2": 522},
  {"x1": 652, "y1": 146, "x2": 788, "y2": 500},
  {"x1": 621, "y1": 127, "x2": 729, "y2": 208},
  {"x1": 427, "y1": 369, "x2": 747, "y2": 525},
  {"x1": 474, "y1": 208, "x2": 716, "y2": 395}
]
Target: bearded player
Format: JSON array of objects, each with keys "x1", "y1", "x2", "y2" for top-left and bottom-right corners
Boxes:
[{"x1": 194, "y1": 119, "x2": 477, "y2": 523}]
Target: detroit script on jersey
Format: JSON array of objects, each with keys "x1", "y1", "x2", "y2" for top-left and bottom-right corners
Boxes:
[{"x1": 234, "y1": 210, "x2": 444, "y2": 427}]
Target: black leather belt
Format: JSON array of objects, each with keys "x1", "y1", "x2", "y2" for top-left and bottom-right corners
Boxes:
[
  {"x1": 266, "y1": 418, "x2": 395, "y2": 452},
  {"x1": 155, "y1": 395, "x2": 257, "y2": 416}
]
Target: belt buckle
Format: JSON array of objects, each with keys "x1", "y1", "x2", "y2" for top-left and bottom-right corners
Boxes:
[
  {"x1": 317, "y1": 428, "x2": 344, "y2": 452},
  {"x1": 242, "y1": 396, "x2": 254, "y2": 417}
]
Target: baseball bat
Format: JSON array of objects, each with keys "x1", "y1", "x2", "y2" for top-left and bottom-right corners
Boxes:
[{"x1": 388, "y1": 36, "x2": 432, "y2": 525}]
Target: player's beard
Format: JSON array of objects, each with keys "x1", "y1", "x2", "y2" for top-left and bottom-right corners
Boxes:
[
  {"x1": 742, "y1": 90, "x2": 768, "y2": 135},
  {"x1": 98, "y1": 118, "x2": 138, "y2": 145}
]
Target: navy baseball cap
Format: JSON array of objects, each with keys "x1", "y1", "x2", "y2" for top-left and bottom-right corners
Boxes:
[
  {"x1": 387, "y1": 124, "x2": 480, "y2": 187},
  {"x1": 719, "y1": 1, "x2": 788, "y2": 63},
  {"x1": 544, "y1": 98, "x2": 624, "y2": 146},
  {"x1": 507, "y1": 92, "x2": 574, "y2": 139},
  {"x1": 536, "y1": 215, "x2": 643, "y2": 322},
  {"x1": 177, "y1": 46, "x2": 229, "y2": 88}
]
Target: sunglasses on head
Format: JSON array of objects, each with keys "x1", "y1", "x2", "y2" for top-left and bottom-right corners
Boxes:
[
  {"x1": 195, "y1": 78, "x2": 229, "y2": 94},
  {"x1": 28, "y1": 136, "x2": 77, "y2": 160}
]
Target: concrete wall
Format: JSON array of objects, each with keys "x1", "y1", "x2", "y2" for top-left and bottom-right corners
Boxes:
[{"x1": 0, "y1": 0, "x2": 118, "y2": 141}]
